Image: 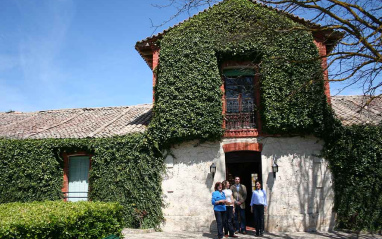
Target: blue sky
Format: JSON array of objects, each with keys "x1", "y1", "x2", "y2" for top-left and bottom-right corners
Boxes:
[{"x1": 0, "y1": 0, "x2": 359, "y2": 112}]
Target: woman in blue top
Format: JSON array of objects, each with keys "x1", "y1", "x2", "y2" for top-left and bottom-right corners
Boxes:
[
  {"x1": 212, "y1": 182, "x2": 227, "y2": 239},
  {"x1": 250, "y1": 180, "x2": 267, "y2": 237}
]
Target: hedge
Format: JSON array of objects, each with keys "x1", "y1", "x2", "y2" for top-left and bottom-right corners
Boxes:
[{"x1": 0, "y1": 201, "x2": 123, "y2": 239}]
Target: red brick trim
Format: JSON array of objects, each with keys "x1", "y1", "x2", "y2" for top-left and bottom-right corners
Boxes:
[
  {"x1": 62, "y1": 152, "x2": 92, "y2": 202},
  {"x1": 223, "y1": 142, "x2": 263, "y2": 152},
  {"x1": 152, "y1": 47, "x2": 160, "y2": 103},
  {"x1": 224, "y1": 129, "x2": 259, "y2": 138},
  {"x1": 254, "y1": 72, "x2": 262, "y2": 133},
  {"x1": 313, "y1": 39, "x2": 331, "y2": 104}
]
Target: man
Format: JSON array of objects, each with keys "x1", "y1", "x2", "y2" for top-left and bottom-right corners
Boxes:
[{"x1": 230, "y1": 176, "x2": 247, "y2": 234}]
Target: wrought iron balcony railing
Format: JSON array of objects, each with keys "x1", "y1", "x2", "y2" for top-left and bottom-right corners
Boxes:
[{"x1": 225, "y1": 97, "x2": 256, "y2": 129}]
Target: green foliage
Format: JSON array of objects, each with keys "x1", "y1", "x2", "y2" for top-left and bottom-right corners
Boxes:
[
  {"x1": 149, "y1": 0, "x2": 328, "y2": 145},
  {"x1": 89, "y1": 135, "x2": 164, "y2": 228},
  {"x1": 322, "y1": 122, "x2": 382, "y2": 231},
  {"x1": 0, "y1": 134, "x2": 164, "y2": 229},
  {"x1": 0, "y1": 139, "x2": 65, "y2": 202},
  {"x1": 0, "y1": 201, "x2": 123, "y2": 239},
  {"x1": 149, "y1": 0, "x2": 382, "y2": 231}
]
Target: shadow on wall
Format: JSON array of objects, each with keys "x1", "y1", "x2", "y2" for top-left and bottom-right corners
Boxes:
[
  {"x1": 263, "y1": 146, "x2": 336, "y2": 232},
  {"x1": 292, "y1": 155, "x2": 336, "y2": 232},
  {"x1": 205, "y1": 172, "x2": 214, "y2": 190}
]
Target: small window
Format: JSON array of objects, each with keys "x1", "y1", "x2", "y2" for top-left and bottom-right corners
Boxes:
[{"x1": 63, "y1": 155, "x2": 90, "y2": 202}]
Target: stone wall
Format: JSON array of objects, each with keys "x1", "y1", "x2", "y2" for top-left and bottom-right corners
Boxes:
[{"x1": 161, "y1": 136, "x2": 335, "y2": 232}]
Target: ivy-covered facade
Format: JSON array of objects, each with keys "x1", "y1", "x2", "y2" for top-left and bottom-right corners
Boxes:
[
  {"x1": 136, "y1": 0, "x2": 339, "y2": 232},
  {"x1": 135, "y1": 0, "x2": 381, "y2": 232}
]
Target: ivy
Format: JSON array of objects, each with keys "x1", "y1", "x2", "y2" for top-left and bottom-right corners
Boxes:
[
  {"x1": 0, "y1": 135, "x2": 164, "y2": 229},
  {"x1": 149, "y1": 0, "x2": 328, "y2": 146},
  {"x1": 321, "y1": 121, "x2": 382, "y2": 231}
]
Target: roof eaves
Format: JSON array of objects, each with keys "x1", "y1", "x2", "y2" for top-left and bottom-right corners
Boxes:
[{"x1": 135, "y1": 0, "x2": 343, "y2": 66}]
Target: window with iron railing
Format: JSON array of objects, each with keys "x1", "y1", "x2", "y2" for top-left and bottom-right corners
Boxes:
[
  {"x1": 224, "y1": 69, "x2": 257, "y2": 130},
  {"x1": 62, "y1": 154, "x2": 91, "y2": 202}
]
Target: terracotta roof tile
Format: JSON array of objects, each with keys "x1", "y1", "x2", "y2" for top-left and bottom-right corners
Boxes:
[
  {"x1": 0, "y1": 104, "x2": 152, "y2": 139},
  {"x1": 0, "y1": 97, "x2": 379, "y2": 140},
  {"x1": 331, "y1": 96, "x2": 382, "y2": 126}
]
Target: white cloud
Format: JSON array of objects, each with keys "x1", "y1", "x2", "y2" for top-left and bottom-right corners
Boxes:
[{"x1": 17, "y1": 0, "x2": 75, "y2": 87}]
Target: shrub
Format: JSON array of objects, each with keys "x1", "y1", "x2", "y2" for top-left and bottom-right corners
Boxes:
[{"x1": 0, "y1": 201, "x2": 123, "y2": 239}]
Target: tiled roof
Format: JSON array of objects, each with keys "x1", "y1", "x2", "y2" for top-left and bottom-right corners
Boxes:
[
  {"x1": 0, "y1": 104, "x2": 152, "y2": 139},
  {"x1": 0, "y1": 96, "x2": 379, "y2": 140},
  {"x1": 331, "y1": 96, "x2": 382, "y2": 126}
]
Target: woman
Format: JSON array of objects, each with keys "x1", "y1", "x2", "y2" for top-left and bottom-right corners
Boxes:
[
  {"x1": 222, "y1": 180, "x2": 238, "y2": 238},
  {"x1": 250, "y1": 180, "x2": 267, "y2": 237},
  {"x1": 212, "y1": 182, "x2": 227, "y2": 239}
]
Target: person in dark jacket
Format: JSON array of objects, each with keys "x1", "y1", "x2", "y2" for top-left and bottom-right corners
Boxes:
[{"x1": 230, "y1": 176, "x2": 247, "y2": 234}]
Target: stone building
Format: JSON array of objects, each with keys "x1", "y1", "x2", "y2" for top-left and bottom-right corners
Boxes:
[
  {"x1": 134, "y1": 0, "x2": 381, "y2": 233},
  {"x1": 1, "y1": 96, "x2": 380, "y2": 231}
]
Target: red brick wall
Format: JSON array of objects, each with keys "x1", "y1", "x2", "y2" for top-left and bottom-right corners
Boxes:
[
  {"x1": 152, "y1": 48, "x2": 160, "y2": 103},
  {"x1": 223, "y1": 142, "x2": 263, "y2": 152},
  {"x1": 313, "y1": 39, "x2": 331, "y2": 104}
]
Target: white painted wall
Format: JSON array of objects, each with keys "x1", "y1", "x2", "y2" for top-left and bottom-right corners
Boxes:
[{"x1": 161, "y1": 136, "x2": 335, "y2": 232}]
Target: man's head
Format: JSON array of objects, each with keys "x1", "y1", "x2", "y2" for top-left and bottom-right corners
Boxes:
[{"x1": 234, "y1": 176, "x2": 240, "y2": 185}]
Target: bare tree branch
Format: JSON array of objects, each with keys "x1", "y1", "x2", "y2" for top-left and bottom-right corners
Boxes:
[{"x1": 153, "y1": 0, "x2": 382, "y2": 99}]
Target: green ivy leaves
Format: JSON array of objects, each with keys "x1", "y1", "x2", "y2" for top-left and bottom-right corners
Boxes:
[
  {"x1": 0, "y1": 134, "x2": 164, "y2": 229},
  {"x1": 149, "y1": 0, "x2": 327, "y2": 144}
]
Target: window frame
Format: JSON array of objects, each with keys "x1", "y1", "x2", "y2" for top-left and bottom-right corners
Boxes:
[
  {"x1": 62, "y1": 152, "x2": 92, "y2": 202},
  {"x1": 221, "y1": 61, "x2": 262, "y2": 137}
]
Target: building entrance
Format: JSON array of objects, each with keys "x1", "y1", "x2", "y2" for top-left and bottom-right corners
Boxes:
[{"x1": 225, "y1": 151, "x2": 262, "y2": 228}]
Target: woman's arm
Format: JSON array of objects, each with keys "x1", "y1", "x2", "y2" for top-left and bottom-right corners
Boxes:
[
  {"x1": 263, "y1": 190, "x2": 268, "y2": 212},
  {"x1": 263, "y1": 190, "x2": 268, "y2": 207},
  {"x1": 211, "y1": 192, "x2": 217, "y2": 205},
  {"x1": 211, "y1": 192, "x2": 226, "y2": 205}
]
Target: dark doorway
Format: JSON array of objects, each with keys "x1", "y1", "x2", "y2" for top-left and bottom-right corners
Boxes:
[{"x1": 226, "y1": 151, "x2": 262, "y2": 228}]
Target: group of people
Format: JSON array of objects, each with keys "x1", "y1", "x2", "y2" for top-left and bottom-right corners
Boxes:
[{"x1": 211, "y1": 176, "x2": 267, "y2": 238}]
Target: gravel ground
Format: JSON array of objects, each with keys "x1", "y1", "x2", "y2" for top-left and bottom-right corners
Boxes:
[{"x1": 122, "y1": 229, "x2": 382, "y2": 239}]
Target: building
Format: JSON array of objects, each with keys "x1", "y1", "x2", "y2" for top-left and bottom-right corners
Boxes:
[{"x1": 1, "y1": 0, "x2": 381, "y2": 233}]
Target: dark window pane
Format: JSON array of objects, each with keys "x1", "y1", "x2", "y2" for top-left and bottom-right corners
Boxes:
[{"x1": 224, "y1": 75, "x2": 256, "y2": 129}]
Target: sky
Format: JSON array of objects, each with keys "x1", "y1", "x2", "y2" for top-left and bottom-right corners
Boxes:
[{"x1": 0, "y1": 0, "x2": 361, "y2": 113}]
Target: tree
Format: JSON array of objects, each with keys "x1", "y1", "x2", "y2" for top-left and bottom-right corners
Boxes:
[{"x1": 153, "y1": 0, "x2": 382, "y2": 102}]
